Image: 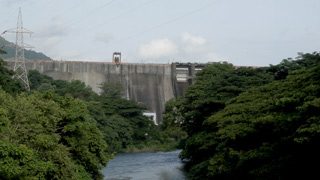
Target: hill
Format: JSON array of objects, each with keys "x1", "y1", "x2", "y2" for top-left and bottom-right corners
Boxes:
[{"x1": 0, "y1": 36, "x2": 52, "y2": 60}]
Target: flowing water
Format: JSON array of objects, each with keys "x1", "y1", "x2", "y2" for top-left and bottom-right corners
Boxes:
[{"x1": 101, "y1": 150, "x2": 188, "y2": 180}]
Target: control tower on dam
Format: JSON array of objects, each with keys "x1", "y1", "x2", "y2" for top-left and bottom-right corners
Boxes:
[{"x1": 5, "y1": 60, "x2": 207, "y2": 124}]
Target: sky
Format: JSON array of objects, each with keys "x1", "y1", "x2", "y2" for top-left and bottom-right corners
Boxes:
[{"x1": 0, "y1": 0, "x2": 319, "y2": 66}]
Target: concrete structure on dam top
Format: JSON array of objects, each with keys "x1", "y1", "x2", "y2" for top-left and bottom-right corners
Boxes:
[{"x1": 5, "y1": 60, "x2": 207, "y2": 124}]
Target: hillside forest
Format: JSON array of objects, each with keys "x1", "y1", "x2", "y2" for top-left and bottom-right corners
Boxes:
[
  {"x1": 0, "y1": 37, "x2": 52, "y2": 60},
  {"x1": 1, "y1": 48, "x2": 320, "y2": 179}
]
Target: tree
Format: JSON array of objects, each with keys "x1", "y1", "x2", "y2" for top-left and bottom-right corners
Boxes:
[
  {"x1": 29, "y1": 70, "x2": 98, "y2": 100},
  {"x1": 95, "y1": 82, "x2": 159, "y2": 146},
  {"x1": 28, "y1": 70, "x2": 161, "y2": 153},
  {"x1": 86, "y1": 101, "x2": 133, "y2": 153},
  {"x1": 266, "y1": 51, "x2": 320, "y2": 80},
  {"x1": 177, "y1": 62, "x2": 272, "y2": 179},
  {"x1": 0, "y1": 89, "x2": 111, "y2": 179},
  {"x1": 28, "y1": 70, "x2": 54, "y2": 90},
  {"x1": 204, "y1": 63, "x2": 320, "y2": 179},
  {"x1": 177, "y1": 52, "x2": 320, "y2": 179},
  {"x1": 56, "y1": 80, "x2": 96, "y2": 100},
  {"x1": 99, "y1": 82, "x2": 123, "y2": 99},
  {"x1": 161, "y1": 98, "x2": 187, "y2": 141},
  {"x1": 0, "y1": 50, "x2": 25, "y2": 94}
]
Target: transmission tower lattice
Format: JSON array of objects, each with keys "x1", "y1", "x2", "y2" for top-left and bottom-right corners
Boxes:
[{"x1": 2, "y1": 7, "x2": 33, "y2": 90}]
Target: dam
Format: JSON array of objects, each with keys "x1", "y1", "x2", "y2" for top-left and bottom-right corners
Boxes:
[{"x1": 5, "y1": 60, "x2": 207, "y2": 124}]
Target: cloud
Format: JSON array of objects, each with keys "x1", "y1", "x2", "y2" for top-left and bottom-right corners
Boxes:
[
  {"x1": 41, "y1": 37, "x2": 62, "y2": 47},
  {"x1": 35, "y1": 22, "x2": 69, "y2": 38},
  {"x1": 181, "y1": 32, "x2": 207, "y2": 45},
  {"x1": 134, "y1": 33, "x2": 226, "y2": 64},
  {"x1": 181, "y1": 32, "x2": 207, "y2": 54},
  {"x1": 139, "y1": 38, "x2": 178, "y2": 59},
  {"x1": 94, "y1": 33, "x2": 113, "y2": 44}
]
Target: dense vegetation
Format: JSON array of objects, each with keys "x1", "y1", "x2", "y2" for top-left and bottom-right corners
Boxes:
[
  {"x1": 0, "y1": 49, "x2": 161, "y2": 179},
  {"x1": 2, "y1": 45, "x2": 320, "y2": 179},
  {"x1": 0, "y1": 36, "x2": 52, "y2": 60},
  {"x1": 162, "y1": 52, "x2": 320, "y2": 179},
  {"x1": 0, "y1": 90, "x2": 110, "y2": 179},
  {"x1": 0, "y1": 49, "x2": 26, "y2": 94},
  {"x1": 27, "y1": 70, "x2": 163, "y2": 152}
]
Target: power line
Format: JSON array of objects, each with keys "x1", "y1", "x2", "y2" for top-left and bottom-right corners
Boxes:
[
  {"x1": 33, "y1": 0, "x2": 88, "y2": 30},
  {"x1": 115, "y1": 0, "x2": 224, "y2": 43},
  {"x1": 32, "y1": 0, "x2": 116, "y2": 47},
  {"x1": 1, "y1": 0, "x2": 53, "y2": 40},
  {"x1": 81, "y1": 0, "x2": 157, "y2": 35},
  {"x1": 70, "y1": 0, "x2": 224, "y2": 59},
  {"x1": 33, "y1": 0, "x2": 156, "y2": 49},
  {"x1": 27, "y1": 0, "x2": 56, "y2": 19},
  {"x1": 0, "y1": 9, "x2": 19, "y2": 30},
  {"x1": 57, "y1": 0, "x2": 116, "y2": 29},
  {"x1": 0, "y1": 0, "x2": 50, "y2": 29},
  {"x1": 50, "y1": 0, "x2": 88, "y2": 21}
]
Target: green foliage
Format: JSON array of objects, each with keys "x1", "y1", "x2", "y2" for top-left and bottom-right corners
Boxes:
[
  {"x1": 0, "y1": 49, "x2": 6, "y2": 55},
  {"x1": 94, "y1": 85, "x2": 159, "y2": 145},
  {"x1": 54, "y1": 80, "x2": 96, "y2": 100},
  {"x1": 28, "y1": 70, "x2": 54, "y2": 90},
  {"x1": 0, "y1": 54, "x2": 165, "y2": 178},
  {"x1": 172, "y1": 52, "x2": 320, "y2": 180},
  {"x1": 103, "y1": 115, "x2": 133, "y2": 151},
  {"x1": 161, "y1": 98, "x2": 187, "y2": 142},
  {"x1": 204, "y1": 63, "x2": 320, "y2": 179},
  {"x1": 99, "y1": 82, "x2": 123, "y2": 99},
  {"x1": 28, "y1": 70, "x2": 161, "y2": 153},
  {"x1": 267, "y1": 51, "x2": 320, "y2": 80},
  {"x1": 87, "y1": 100, "x2": 133, "y2": 153},
  {"x1": 29, "y1": 70, "x2": 97, "y2": 100},
  {"x1": 0, "y1": 89, "x2": 110, "y2": 179},
  {"x1": 182, "y1": 62, "x2": 272, "y2": 135},
  {"x1": 169, "y1": 62, "x2": 271, "y2": 178},
  {"x1": 178, "y1": 62, "x2": 272, "y2": 178},
  {"x1": 0, "y1": 140, "x2": 41, "y2": 180},
  {"x1": 0, "y1": 50, "x2": 26, "y2": 94}
]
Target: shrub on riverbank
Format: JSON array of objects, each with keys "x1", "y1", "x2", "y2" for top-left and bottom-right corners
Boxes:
[{"x1": 121, "y1": 141, "x2": 179, "y2": 153}]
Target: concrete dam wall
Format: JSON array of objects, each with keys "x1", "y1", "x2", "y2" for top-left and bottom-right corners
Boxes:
[{"x1": 5, "y1": 60, "x2": 206, "y2": 124}]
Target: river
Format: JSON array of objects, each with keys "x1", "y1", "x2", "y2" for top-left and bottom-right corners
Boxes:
[{"x1": 101, "y1": 150, "x2": 188, "y2": 180}]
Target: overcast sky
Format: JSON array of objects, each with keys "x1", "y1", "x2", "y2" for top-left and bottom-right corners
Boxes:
[{"x1": 0, "y1": 0, "x2": 319, "y2": 66}]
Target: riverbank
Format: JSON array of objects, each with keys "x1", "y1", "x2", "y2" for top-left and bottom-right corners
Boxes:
[{"x1": 120, "y1": 141, "x2": 179, "y2": 153}]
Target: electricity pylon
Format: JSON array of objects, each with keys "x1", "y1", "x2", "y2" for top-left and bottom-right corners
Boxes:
[{"x1": 2, "y1": 7, "x2": 33, "y2": 90}]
